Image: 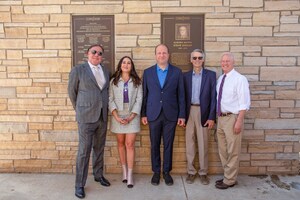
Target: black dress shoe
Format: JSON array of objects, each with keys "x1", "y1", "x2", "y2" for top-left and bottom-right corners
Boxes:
[
  {"x1": 151, "y1": 173, "x2": 160, "y2": 186},
  {"x1": 75, "y1": 187, "x2": 85, "y2": 199},
  {"x1": 95, "y1": 176, "x2": 111, "y2": 187},
  {"x1": 215, "y1": 182, "x2": 235, "y2": 189},
  {"x1": 215, "y1": 179, "x2": 223, "y2": 185},
  {"x1": 163, "y1": 172, "x2": 174, "y2": 186}
]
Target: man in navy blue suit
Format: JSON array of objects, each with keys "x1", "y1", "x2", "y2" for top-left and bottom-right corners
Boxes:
[
  {"x1": 183, "y1": 49, "x2": 216, "y2": 185},
  {"x1": 141, "y1": 44, "x2": 185, "y2": 186}
]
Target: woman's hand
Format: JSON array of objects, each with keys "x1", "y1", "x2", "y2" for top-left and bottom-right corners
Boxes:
[
  {"x1": 125, "y1": 113, "x2": 137, "y2": 124},
  {"x1": 112, "y1": 109, "x2": 128, "y2": 125}
]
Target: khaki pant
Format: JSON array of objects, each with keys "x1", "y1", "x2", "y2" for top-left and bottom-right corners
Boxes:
[
  {"x1": 217, "y1": 114, "x2": 243, "y2": 185},
  {"x1": 185, "y1": 105, "x2": 208, "y2": 175}
]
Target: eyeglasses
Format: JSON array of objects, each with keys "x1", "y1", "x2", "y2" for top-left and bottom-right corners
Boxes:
[
  {"x1": 90, "y1": 50, "x2": 103, "y2": 56},
  {"x1": 192, "y1": 56, "x2": 203, "y2": 60}
]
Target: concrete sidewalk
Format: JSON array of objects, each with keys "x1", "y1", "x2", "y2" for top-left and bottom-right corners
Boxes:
[{"x1": 0, "y1": 173, "x2": 299, "y2": 200}]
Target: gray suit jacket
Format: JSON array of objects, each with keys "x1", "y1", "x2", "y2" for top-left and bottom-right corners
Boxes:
[
  {"x1": 109, "y1": 78, "x2": 143, "y2": 115},
  {"x1": 68, "y1": 62, "x2": 110, "y2": 123}
]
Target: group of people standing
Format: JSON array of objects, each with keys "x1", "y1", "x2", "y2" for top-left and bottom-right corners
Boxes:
[{"x1": 68, "y1": 43, "x2": 250, "y2": 199}]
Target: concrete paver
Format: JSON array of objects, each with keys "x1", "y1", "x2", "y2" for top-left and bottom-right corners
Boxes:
[{"x1": 0, "y1": 173, "x2": 299, "y2": 200}]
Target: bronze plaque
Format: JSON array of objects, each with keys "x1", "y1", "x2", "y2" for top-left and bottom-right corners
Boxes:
[
  {"x1": 72, "y1": 15, "x2": 115, "y2": 73},
  {"x1": 162, "y1": 14, "x2": 204, "y2": 71}
]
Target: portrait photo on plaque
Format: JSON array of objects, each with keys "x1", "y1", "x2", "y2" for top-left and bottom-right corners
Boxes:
[
  {"x1": 175, "y1": 24, "x2": 190, "y2": 40},
  {"x1": 161, "y1": 14, "x2": 204, "y2": 71}
]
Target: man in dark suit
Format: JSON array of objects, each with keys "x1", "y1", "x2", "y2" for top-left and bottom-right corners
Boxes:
[
  {"x1": 68, "y1": 44, "x2": 111, "y2": 199},
  {"x1": 141, "y1": 44, "x2": 185, "y2": 186},
  {"x1": 183, "y1": 49, "x2": 216, "y2": 185}
]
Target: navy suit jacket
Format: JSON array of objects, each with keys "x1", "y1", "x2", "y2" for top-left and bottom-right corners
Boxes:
[
  {"x1": 183, "y1": 68, "x2": 217, "y2": 127},
  {"x1": 141, "y1": 64, "x2": 185, "y2": 122}
]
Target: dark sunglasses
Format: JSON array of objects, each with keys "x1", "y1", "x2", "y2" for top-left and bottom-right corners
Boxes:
[
  {"x1": 90, "y1": 50, "x2": 103, "y2": 56},
  {"x1": 192, "y1": 56, "x2": 203, "y2": 60}
]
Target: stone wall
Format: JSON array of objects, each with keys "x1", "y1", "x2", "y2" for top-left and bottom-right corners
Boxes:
[{"x1": 0, "y1": 0, "x2": 299, "y2": 175}]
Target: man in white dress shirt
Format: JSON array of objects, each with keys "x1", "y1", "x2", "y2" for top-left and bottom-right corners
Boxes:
[{"x1": 215, "y1": 52, "x2": 250, "y2": 189}]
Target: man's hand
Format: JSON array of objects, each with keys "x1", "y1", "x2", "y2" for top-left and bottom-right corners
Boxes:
[
  {"x1": 177, "y1": 118, "x2": 185, "y2": 127},
  {"x1": 204, "y1": 120, "x2": 215, "y2": 129},
  {"x1": 141, "y1": 117, "x2": 148, "y2": 125},
  {"x1": 234, "y1": 110, "x2": 246, "y2": 134},
  {"x1": 234, "y1": 119, "x2": 243, "y2": 134}
]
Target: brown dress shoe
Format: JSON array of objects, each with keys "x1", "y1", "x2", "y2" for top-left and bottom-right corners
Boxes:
[
  {"x1": 186, "y1": 174, "x2": 196, "y2": 184},
  {"x1": 199, "y1": 175, "x2": 209, "y2": 185},
  {"x1": 215, "y1": 182, "x2": 235, "y2": 189}
]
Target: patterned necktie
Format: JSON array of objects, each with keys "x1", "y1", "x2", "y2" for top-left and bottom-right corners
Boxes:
[
  {"x1": 93, "y1": 66, "x2": 105, "y2": 89},
  {"x1": 217, "y1": 74, "x2": 226, "y2": 117}
]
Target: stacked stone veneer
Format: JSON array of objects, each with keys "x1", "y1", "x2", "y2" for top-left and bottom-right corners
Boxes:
[{"x1": 0, "y1": 0, "x2": 299, "y2": 175}]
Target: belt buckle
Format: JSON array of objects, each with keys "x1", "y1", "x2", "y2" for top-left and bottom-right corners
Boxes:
[{"x1": 221, "y1": 112, "x2": 232, "y2": 117}]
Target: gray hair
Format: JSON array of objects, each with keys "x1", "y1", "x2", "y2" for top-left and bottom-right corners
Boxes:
[
  {"x1": 191, "y1": 49, "x2": 205, "y2": 60},
  {"x1": 220, "y1": 52, "x2": 234, "y2": 61}
]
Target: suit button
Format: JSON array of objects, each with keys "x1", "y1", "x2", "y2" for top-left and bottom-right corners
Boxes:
[
  {"x1": 160, "y1": 101, "x2": 162, "y2": 103},
  {"x1": 161, "y1": 91, "x2": 163, "y2": 93}
]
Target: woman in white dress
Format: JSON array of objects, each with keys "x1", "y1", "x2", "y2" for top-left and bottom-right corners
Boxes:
[{"x1": 109, "y1": 56, "x2": 142, "y2": 188}]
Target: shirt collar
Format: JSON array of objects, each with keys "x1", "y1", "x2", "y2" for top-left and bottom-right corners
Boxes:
[
  {"x1": 156, "y1": 64, "x2": 169, "y2": 72},
  {"x1": 88, "y1": 61, "x2": 101, "y2": 69},
  {"x1": 224, "y1": 68, "x2": 235, "y2": 77},
  {"x1": 192, "y1": 68, "x2": 202, "y2": 75}
]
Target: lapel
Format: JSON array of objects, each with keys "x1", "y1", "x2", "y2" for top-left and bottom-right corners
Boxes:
[
  {"x1": 200, "y1": 68, "x2": 207, "y2": 96},
  {"x1": 84, "y1": 62, "x2": 99, "y2": 88},
  {"x1": 101, "y1": 65, "x2": 109, "y2": 90},
  {"x1": 187, "y1": 70, "x2": 193, "y2": 101},
  {"x1": 128, "y1": 78, "x2": 134, "y2": 103},
  {"x1": 150, "y1": 65, "x2": 161, "y2": 88},
  {"x1": 162, "y1": 64, "x2": 172, "y2": 89},
  {"x1": 85, "y1": 62, "x2": 109, "y2": 91}
]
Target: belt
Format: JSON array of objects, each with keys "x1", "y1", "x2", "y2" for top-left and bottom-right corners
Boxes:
[
  {"x1": 219, "y1": 112, "x2": 233, "y2": 117},
  {"x1": 191, "y1": 104, "x2": 200, "y2": 106}
]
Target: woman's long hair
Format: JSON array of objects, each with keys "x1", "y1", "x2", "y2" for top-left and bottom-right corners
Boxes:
[{"x1": 111, "y1": 56, "x2": 141, "y2": 87}]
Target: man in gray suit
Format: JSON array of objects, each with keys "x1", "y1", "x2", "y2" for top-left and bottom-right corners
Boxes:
[{"x1": 68, "y1": 44, "x2": 110, "y2": 199}]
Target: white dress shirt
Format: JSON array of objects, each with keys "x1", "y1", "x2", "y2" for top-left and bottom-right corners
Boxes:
[
  {"x1": 88, "y1": 61, "x2": 106, "y2": 89},
  {"x1": 216, "y1": 69, "x2": 250, "y2": 114}
]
